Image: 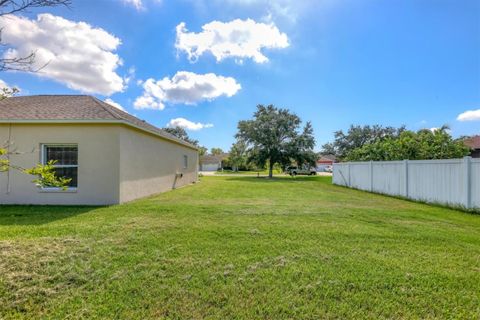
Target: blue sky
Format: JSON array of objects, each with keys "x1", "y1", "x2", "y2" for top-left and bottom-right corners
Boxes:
[{"x1": 1, "y1": 0, "x2": 479, "y2": 151}]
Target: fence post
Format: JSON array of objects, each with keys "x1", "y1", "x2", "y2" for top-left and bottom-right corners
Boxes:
[
  {"x1": 347, "y1": 162, "x2": 351, "y2": 187},
  {"x1": 369, "y1": 160, "x2": 373, "y2": 192},
  {"x1": 463, "y1": 156, "x2": 472, "y2": 209},
  {"x1": 403, "y1": 160, "x2": 409, "y2": 198}
]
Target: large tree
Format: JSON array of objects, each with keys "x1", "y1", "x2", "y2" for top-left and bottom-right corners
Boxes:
[
  {"x1": 236, "y1": 104, "x2": 316, "y2": 178},
  {"x1": 345, "y1": 126, "x2": 470, "y2": 161},
  {"x1": 322, "y1": 124, "x2": 405, "y2": 160},
  {"x1": 0, "y1": 0, "x2": 72, "y2": 72}
]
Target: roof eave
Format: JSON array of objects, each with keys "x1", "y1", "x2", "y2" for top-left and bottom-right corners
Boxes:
[{"x1": 0, "y1": 119, "x2": 198, "y2": 151}]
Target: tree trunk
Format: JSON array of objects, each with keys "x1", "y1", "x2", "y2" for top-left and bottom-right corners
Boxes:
[{"x1": 268, "y1": 158, "x2": 273, "y2": 178}]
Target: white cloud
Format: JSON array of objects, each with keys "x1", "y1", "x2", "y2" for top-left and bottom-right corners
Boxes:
[
  {"x1": 124, "y1": 66, "x2": 136, "y2": 85},
  {"x1": 0, "y1": 14, "x2": 125, "y2": 95},
  {"x1": 263, "y1": 1, "x2": 298, "y2": 23},
  {"x1": 429, "y1": 127, "x2": 451, "y2": 134},
  {"x1": 191, "y1": 0, "x2": 309, "y2": 24},
  {"x1": 457, "y1": 109, "x2": 480, "y2": 122},
  {"x1": 0, "y1": 79, "x2": 8, "y2": 89},
  {"x1": 123, "y1": 0, "x2": 143, "y2": 10},
  {"x1": 122, "y1": 0, "x2": 162, "y2": 11},
  {"x1": 167, "y1": 117, "x2": 213, "y2": 131},
  {"x1": 104, "y1": 98, "x2": 127, "y2": 112},
  {"x1": 0, "y1": 79, "x2": 20, "y2": 93},
  {"x1": 134, "y1": 71, "x2": 241, "y2": 110},
  {"x1": 175, "y1": 19, "x2": 289, "y2": 64}
]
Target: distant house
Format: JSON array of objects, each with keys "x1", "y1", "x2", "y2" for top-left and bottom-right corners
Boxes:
[
  {"x1": 199, "y1": 153, "x2": 229, "y2": 171},
  {"x1": 316, "y1": 154, "x2": 337, "y2": 172},
  {"x1": 464, "y1": 135, "x2": 480, "y2": 158},
  {"x1": 199, "y1": 155, "x2": 222, "y2": 171},
  {"x1": 0, "y1": 95, "x2": 198, "y2": 205}
]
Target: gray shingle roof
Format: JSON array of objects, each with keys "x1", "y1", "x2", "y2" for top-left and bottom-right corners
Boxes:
[
  {"x1": 200, "y1": 153, "x2": 229, "y2": 164},
  {"x1": 317, "y1": 154, "x2": 337, "y2": 162},
  {"x1": 0, "y1": 95, "x2": 197, "y2": 149},
  {"x1": 200, "y1": 155, "x2": 222, "y2": 164}
]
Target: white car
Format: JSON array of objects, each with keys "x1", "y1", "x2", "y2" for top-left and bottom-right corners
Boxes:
[{"x1": 286, "y1": 166, "x2": 317, "y2": 176}]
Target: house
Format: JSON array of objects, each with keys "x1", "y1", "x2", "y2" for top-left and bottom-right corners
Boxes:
[
  {"x1": 199, "y1": 155, "x2": 222, "y2": 171},
  {"x1": 316, "y1": 154, "x2": 337, "y2": 172},
  {"x1": 199, "y1": 153, "x2": 229, "y2": 171},
  {"x1": 0, "y1": 95, "x2": 198, "y2": 205},
  {"x1": 464, "y1": 135, "x2": 480, "y2": 158}
]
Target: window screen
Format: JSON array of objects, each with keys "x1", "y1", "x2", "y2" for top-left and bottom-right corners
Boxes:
[{"x1": 43, "y1": 145, "x2": 78, "y2": 188}]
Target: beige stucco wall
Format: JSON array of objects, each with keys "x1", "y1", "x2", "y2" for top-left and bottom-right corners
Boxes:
[
  {"x1": 0, "y1": 124, "x2": 120, "y2": 205},
  {"x1": 0, "y1": 123, "x2": 198, "y2": 205},
  {"x1": 118, "y1": 126, "x2": 198, "y2": 203}
]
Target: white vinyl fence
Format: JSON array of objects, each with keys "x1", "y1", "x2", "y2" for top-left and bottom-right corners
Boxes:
[{"x1": 333, "y1": 157, "x2": 480, "y2": 210}]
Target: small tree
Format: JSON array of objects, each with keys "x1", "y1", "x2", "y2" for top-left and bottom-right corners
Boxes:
[
  {"x1": 0, "y1": 90, "x2": 70, "y2": 188},
  {"x1": 228, "y1": 140, "x2": 248, "y2": 171},
  {"x1": 236, "y1": 104, "x2": 316, "y2": 178},
  {"x1": 198, "y1": 146, "x2": 208, "y2": 156},
  {"x1": 1, "y1": 146, "x2": 71, "y2": 188},
  {"x1": 1, "y1": 86, "x2": 19, "y2": 99}
]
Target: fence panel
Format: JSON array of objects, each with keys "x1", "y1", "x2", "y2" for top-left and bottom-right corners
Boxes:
[
  {"x1": 350, "y1": 162, "x2": 370, "y2": 190},
  {"x1": 332, "y1": 163, "x2": 349, "y2": 186},
  {"x1": 407, "y1": 159, "x2": 464, "y2": 206},
  {"x1": 372, "y1": 161, "x2": 405, "y2": 196},
  {"x1": 472, "y1": 159, "x2": 480, "y2": 208},
  {"x1": 333, "y1": 157, "x2": 478, "y2": 210}
]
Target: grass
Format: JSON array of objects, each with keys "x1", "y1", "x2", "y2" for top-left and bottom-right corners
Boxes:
[
  {"x1": 1, "y1": 176, "x2": 479, "y2": 319},
  {"x1": 213, "y1": 169, "x2": 283, "y2": 175}
]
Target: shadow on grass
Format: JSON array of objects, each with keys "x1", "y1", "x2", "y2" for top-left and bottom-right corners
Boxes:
[
  {"x1": 224, "y1": 176, "x2": 331, "y2": 183},
  {"x1": 0, "y1": 205, "x2": 101, "y2": 226}
]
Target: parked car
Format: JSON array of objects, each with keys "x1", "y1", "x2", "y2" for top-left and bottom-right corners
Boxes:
[
  {"x1": 324, "y1": 165, "x2": 333, "y2": 173},
  {"x1": 286, "y1": 166, "x2": 317, "y2": 176}
]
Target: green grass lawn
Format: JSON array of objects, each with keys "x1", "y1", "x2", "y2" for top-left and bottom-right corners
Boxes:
[
  {"x1": 213, "y1": 169, "x2": 283, "y2": 175},
  {"x1": 1, "y1": 176, "x2": 479, "y2": 319}
]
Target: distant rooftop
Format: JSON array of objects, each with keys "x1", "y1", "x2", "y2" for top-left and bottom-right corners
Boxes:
[
  {"x1": 0, "y1": 95, "x2": 197, "y2": 149},
  {"x1": 317, "y1": 154, "x2": 337, "y2": 162},
  {"x1": 464, "y1": 135, "x2": 480, "y2": 150},
  {"x1": 200, "y1": 153, "x2": 229, "y2": 164}
]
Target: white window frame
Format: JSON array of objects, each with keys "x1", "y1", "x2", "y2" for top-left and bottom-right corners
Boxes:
[
  {"x1": 40, "y1": 144, "x2": 78, "y2": 191},
  {"x1": 183, "y1": 155, "x2": 188, "y2": 169}
]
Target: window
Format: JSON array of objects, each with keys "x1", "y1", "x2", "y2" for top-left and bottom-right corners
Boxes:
[
  {"x1": 183, "y1": 155, "x2": 188, "y2": 169},
  {"x1": 42, "y1": 144, "x2": 78, "y2": 188}
]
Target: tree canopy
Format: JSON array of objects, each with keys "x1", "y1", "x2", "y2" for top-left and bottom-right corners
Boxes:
[
  {"x1": 210, "y1": 148, "x2": 224, "y2": 156},
  {"x1": 345, "y1": 126, "x2": 470, "y2": 161},
  {"x1": 198, "y1": 146, "x2": 208, "y2": 157},
  {"x1": 162, "y1": 126, "x2": 199, "y2": 146},
  {"x1": 226, "y1": 141, "x2": 248, "y2": 171},
  {"x1": 321, "y1": 124, "x2": 405, "y2": 160},
  {"x1": 236, "y1": 104, "x2": 316, "y2": 178}
]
